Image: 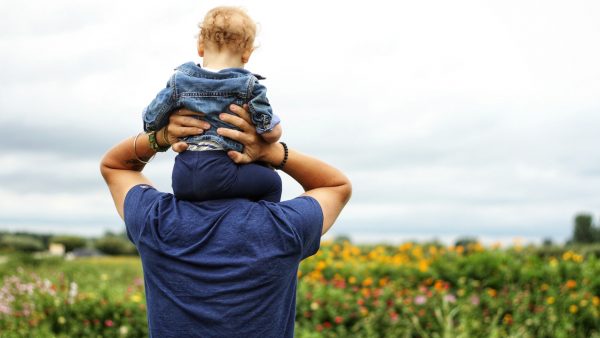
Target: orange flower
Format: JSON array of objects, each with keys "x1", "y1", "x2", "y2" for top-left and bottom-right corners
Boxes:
[{"x1": 565, "y1": 280, "x2": 577, "y2": 289}]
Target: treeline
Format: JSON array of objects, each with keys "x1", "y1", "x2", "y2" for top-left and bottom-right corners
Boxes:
[
  {"x1": 571, "y1": 213, "x2": 600, "y2": 244},
  {"x1": 0, "y1": 231, "x2": 137, "y2": 256}
]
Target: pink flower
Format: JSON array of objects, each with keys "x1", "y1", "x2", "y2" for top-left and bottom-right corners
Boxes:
[
  {"x1": 443, "y1": 294, "x2": 457, "y2": 303},
  {"x1": 414, "y1": 295, "x2": 427, "y2": 305},
  {"x1": 470, "y1": 296, "x2": 480, "y2": 306},
  {"x1": 104, "y1": 319, "x2": 114, "y2": 327}
]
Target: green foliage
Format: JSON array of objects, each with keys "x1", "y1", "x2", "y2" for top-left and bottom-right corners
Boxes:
[
  {"x1": 0, "y1": 235, "x2": 45, "y2": 253},
  {"x1": 2, "y1": 243, "x2": 600, "y2": 337},
  {"x1": 94, "y1": 236, "x2": 137, "y2": 256},
  {"x1": 0, "y1": 256, "x2": 146, "y2": 336},
  {"x1": 50, "y1": 236, "x2": 88, "y2": 252},
  {"x1": 574, "y1": 213, "x2": 597, "y2": 244}
]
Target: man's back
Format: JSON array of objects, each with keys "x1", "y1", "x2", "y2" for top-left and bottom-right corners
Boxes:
[{"x1": 124, "y1": 184, "x2": 322, "y2": 338}]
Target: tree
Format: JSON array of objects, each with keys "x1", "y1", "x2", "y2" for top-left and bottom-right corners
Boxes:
[
  {"x1": 573, "y1": 213, "x2": 595, "y2": 244},
  {"x1": 0, "y1": 235, "x2": 45, "y2": 252},
  {"x1": 95, "y1": 236, "x2": 137, "y2": 255}
]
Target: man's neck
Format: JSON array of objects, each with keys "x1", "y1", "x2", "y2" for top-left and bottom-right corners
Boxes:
[{"x1": 202, "y1": 52, "x2": 245, "y2": 71}]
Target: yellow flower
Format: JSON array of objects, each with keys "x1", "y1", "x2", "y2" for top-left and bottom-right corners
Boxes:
[
  {"x1": 411, "y1": 247, "x2": 423, "y2": 258},
  {"x1": 569, "y1": 305, "x2": 578, "y2": 314},
  {"x1": 418, "y1": 260, "x2": 429, "y2": 272},
  {"x1": 348, "y1": 276, "x2": 357, "y2": 284},
  {"x1": 593, "y1": 296, "x2": 600, "y2": 306},
  {"x1": 487, "y1": 288, "x2": 497, "y2": 297},
  {"x1": 455, "y1": 245, "x2": 465, "y2": 254},
  {"x1": 58, "y1": 316, "x2": 66, "y2": 325},
  {"x1": 428, "y1": 246, "x2": 438, "y2": 256},
  {"x1": 101, "y1": 273, "x2": 109, "y2": 281},
  {"x1": 315, "y1": 261, "x2": 326, "y2": 271},
  {"x1": 580, "y1": 299, "x2": 588, "y2": 307},
  {"x1": 400, "y1": 242, "x2": 413, "y2": 251},
  {"x1": 562, "y1": 251, "x2": 573, "y2": 261},
  {"x1": 547, "y1": 297, "x2": 555, "y2": 304},
  {"x1": 540, "y1": 283, "x2": 549, "y2": 291},
  {"x1": 310, "y1": 302, "x2": 319, "y2": 310},
  {"x1": 549, "y1": 258, "x2": 558, "y2": 267},
  {"x1": 131, "y1": 293, "x2": 143, "y2": 303}
]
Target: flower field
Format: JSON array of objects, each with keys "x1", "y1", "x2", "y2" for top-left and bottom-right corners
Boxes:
[{"x1": 1, "y1": 241, "x2": 600, "y2": 337}]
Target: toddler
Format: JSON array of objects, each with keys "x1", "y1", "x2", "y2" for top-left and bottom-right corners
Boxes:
[{"x1": 143, "y1": 6, "x2": 283, "y2": 202}]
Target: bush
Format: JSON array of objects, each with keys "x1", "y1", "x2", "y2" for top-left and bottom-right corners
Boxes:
[
  {"x1": 0, "y1": 235, "x2": 45, "y2": 253},
  {"x1": 94, "y1": 237, "x2": 137, "y2": 256},
  {"x1": 50, "y1": 236, "x2": 88, "y2": 253}
]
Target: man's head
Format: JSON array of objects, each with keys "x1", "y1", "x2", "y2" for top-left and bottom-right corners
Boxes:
[{"x1": 197, "y1": 6, "x2": 257, "y2": 64}]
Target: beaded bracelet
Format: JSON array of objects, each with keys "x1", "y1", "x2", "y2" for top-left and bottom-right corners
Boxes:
[{"x1": 273, "y1": 142, "x2": 288, "y2": 170}]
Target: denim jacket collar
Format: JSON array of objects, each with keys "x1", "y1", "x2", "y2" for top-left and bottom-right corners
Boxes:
[{"x1": 175, "y1": 62, "x2": 266, "y2": 80}]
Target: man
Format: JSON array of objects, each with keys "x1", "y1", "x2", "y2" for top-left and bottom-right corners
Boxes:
[{"x1": 100, "y1": 105, "x2": 351, "y2": 337}]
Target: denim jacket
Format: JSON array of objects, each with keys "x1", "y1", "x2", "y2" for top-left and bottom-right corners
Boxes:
[{"x1": 142, "y1": 62, "x2": 279, "y2": 152}]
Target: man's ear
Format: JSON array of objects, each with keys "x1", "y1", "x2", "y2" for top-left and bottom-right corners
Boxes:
[{"x1": 241, "y1": 49, "x2": 253, "y2": 64}]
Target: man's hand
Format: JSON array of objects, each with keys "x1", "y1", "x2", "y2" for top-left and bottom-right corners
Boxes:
[
  {"x1": 161, "y1": 109, "x2": 211, "y2": 153},
  {"x1": 217, "y1": 104, "x2": 281, "y2": 165}
]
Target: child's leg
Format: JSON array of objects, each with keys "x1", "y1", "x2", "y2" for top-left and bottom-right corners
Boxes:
[
  {"x1": 172, "y1": 151, "x2": 236, "y2": 201},
  {"x1": 229, "y1": 162, "x2": 282, "y2": 202},
  {"x1": 172, "y1": 151, "x2": 282, "y2": 202}
]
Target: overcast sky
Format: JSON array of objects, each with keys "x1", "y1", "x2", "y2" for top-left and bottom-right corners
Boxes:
[{"x1": 1, "y1": 0, "x2": 599, "y2": 243}]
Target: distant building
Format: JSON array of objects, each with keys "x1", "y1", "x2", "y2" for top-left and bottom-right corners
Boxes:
[{"x1": 49, "y1": 243, "x2": 65, "y2": 256}]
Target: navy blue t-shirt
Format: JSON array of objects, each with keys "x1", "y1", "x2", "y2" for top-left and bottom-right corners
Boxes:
[{"x1": 124, "y1": 184, "x2": 323, "y2": 338}]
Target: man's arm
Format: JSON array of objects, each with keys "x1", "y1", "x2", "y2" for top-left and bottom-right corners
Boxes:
[
  {"x1": 217, "y1": 105, "x2": 352, "y2": 235},
  {"x1": 100, "y1": 111, "x2": 209, "y2": 219}
]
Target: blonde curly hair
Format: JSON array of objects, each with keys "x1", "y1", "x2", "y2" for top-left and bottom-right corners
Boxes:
[{"x1": 198, "y1": 6, "x2": 256, "y2": 53}]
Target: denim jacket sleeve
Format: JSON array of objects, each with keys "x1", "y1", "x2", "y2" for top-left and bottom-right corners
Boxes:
[
  {"x1": 142, "y1": 75, "x2": 177, "y2": 132},
  {"x1": 248, "y1": 78, "x2": 276, "y2": 134}
]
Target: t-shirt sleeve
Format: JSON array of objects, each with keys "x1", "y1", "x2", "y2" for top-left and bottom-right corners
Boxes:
[
  {"x1": 123, "y1": 184, "x2": 164, "y2": 245},
  {"x1": 278, "y1": 196, "x2": 324, "y2": 260}
]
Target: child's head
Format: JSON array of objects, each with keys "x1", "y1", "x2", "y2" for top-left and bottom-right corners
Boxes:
[{"x1": 198, "y1": 6, "x2": 256, "y2": 64}]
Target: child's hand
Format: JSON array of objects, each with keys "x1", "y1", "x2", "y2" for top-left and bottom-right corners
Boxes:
[
  {"x1": 261, "y1": 123, "x2": 282, "y2": 144},
  {"x1": 164, "y1": 109, "x2": 211, "y2": 152}
]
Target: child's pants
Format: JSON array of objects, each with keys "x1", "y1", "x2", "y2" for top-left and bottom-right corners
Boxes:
[{"x1": 172, "y1": 150, "x2": 282, "y2": 202}]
